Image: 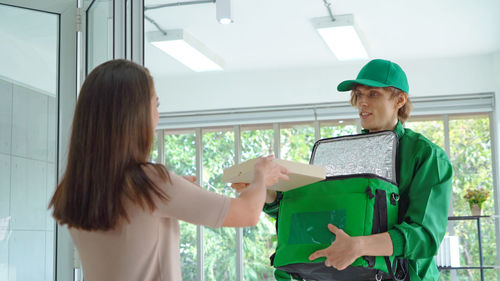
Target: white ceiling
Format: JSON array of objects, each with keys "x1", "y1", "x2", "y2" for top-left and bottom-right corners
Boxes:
[
  {"x1": 144, "y1": 0, "x2": 500, "y2": 77},
  {"x1": 1, "y1": 0, "x2": 498, "y2": 84}
]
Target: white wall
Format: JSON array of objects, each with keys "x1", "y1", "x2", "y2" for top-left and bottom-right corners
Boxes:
[
  {"x1": 155, "y1": 54, "x2": 497, "y2": 113},
  {"x1": 405, "y1": 55, "x2": 496, "y2": 97}
]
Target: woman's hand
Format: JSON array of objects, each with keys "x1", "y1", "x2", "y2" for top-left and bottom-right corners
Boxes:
[
  {"x1": 308, "y1": 224, "x2": 363, "y2": 270},
  {"x1": 230, "y1": 155, "x2": 290, "y2": 191},
  {"x1": 222, "y1": 156, "x2": 289, "y2": 227},
  {"x1": 253, "y1": 155, "x2": 290, "y2": 187}
]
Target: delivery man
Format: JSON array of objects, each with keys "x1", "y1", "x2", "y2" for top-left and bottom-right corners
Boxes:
[{"x1": 235, "y1": 59, "x2": 452, "y2": 281}]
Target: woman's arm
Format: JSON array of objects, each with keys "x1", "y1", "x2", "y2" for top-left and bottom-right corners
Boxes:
[
  {"x1": 222, "y1": 156, "x2": 289, "y2": 227},
  {"x1": 148, "y1": 157, "x2": 288, "y2": 228}
]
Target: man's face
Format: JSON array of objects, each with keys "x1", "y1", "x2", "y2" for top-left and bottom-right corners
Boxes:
[{"x1": 353, "y1": 85, "x2": 401, "y2": 132}]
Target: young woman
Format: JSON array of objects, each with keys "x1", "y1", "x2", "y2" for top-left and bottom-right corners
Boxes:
[{"x1": 49, "y1": 59, "x2": 289, "y2": 281}]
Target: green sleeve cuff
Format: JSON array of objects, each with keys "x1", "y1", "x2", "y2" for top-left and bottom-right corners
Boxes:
[
  {"x1": 263, "y1": 191, "x2": 282, "y2": 219},
  {"x1": 264, "y1": 191, "x2": 281, "y2": 207},
  {"x1": 388, "y1": 229, "x2": 405, "y2": 257}
]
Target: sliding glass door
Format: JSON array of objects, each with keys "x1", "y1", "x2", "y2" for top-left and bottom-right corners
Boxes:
[{"x1": 0, "y1": 1, "x2": 77, "y2": 281}]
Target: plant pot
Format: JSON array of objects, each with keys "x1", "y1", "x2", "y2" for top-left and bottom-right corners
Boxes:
[{"x1": 470, "y1": 204, "x2": 482, "y2": 216}]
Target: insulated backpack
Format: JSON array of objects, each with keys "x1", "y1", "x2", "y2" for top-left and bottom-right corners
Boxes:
[{"x1": 271, "y1": 131, "x2": 408, "y2": 281}]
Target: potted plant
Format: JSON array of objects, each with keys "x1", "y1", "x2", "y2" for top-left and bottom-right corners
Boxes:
[{"x1": 463, "y1": 187, "x2": 490, "y2": 216}]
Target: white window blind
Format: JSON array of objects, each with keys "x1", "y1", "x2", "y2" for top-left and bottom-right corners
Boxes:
[{"x1": 157, "y1": 92, "x2": 494, "y2": 130}]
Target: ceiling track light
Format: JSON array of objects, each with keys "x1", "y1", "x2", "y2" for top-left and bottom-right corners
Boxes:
[
  {"x1": 322, "y1": 0, "x2": 336, "y2": 22},
  {"x1": 144, "y1": 0, "x2": 233, "y2": 25},
  {"x1": 216, "y1": 0, "x2": 233, "y2": 24}
]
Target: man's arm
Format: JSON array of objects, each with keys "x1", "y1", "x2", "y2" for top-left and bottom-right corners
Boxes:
[{"x1": 308, "y1": 224, "x2": 393, "y2": 270}]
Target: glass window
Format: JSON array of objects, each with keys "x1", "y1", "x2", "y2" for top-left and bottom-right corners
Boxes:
[
  {"x1": 202, "y1": 127, "x2": 236, "y2": 281},
  {"x1": 241, "y1": 125, "x2": 275, "y2": 280},
  {"x1": 320, "y1": 119, "x2": 357, "y2": 138},
  {"x1": 150, "y1": 131, "x2": 159, "y2": 162},
  {"x1": 241, "y1": 124, "x2": 275, "y2": 160},
  {"x1": 405, "y1": 115, "x2": 445, "y2": 149},
  {"x1": 163, "y1": 129, "x2": 197, "y2": 281},
  {"x1": 448, "y1": 114, "x2": 495, "y2": 280},
  {"x1": 440, "y1": 268, "x2": 497, "y2": 281},
  {"x1": 87, "y1": 0, "x2": 113, "y2": 74},
  {"x1": 0, "y1": 4, "x2": 58, "y2": 281},
  {"x1": 164, "y1": 129, "x2": 197, "y2": 176},
  {"x1": 126, "y1": 0, "x2": 132, "y2": 59},
  {"x1": 280, "y1": 122, "x2": 315, "y2": 163},
  {"x1": 449, "y1": 114, "x2": 492, "y2": 216}
]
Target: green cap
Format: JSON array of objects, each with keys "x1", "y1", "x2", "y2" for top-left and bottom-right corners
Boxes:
[{"x1": 337, "y1": 59, "x2": 409, "y2": 93}]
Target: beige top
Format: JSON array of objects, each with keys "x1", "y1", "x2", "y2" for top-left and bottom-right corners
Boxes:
[{"x1": 70, "y1": 170, "x2": 231, "y2": 281}]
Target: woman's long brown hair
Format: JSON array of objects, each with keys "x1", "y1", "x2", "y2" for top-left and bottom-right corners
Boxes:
[{"x1": 49, "y1": 59, "x2": 170, "y2": 231}]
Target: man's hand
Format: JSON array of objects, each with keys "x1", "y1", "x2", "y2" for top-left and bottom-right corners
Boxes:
[
  {"x1": 308, "y1": 224, "x2": 363, "y2": 270},
  {"x1": 231, "y1": 182, "x2": 250, "y2": 193},
  {"x1": 182, "y1": 175, "x2": 201, "y2": 187},
  {"x1": 231, "y1": 183, "x2": 277, "y2": 203}
]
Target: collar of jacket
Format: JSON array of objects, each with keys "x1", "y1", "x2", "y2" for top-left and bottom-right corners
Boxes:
[{"x1": 361, "y1": 120, "x2": 405, "y2": 140}]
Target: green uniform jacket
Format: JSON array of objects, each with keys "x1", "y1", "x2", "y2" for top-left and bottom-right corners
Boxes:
[{"x1": 264, "y1": 121, "x2": 453, "y2": 281}]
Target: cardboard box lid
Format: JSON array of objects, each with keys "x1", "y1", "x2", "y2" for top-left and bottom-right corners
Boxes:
[{"x1": 222, "y1": 158, "x2": 326, "y2": 192}]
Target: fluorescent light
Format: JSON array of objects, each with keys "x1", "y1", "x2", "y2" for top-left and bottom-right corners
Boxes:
[
  {"x1": 317, "y1": 26, "x2": 368, "y2": 60},
  {"x1": 151, "y1": 40, "x2": 222, "y2": 72},
  {"x1": 312, "y1": 15, "x2": 368, "y2": 61},
  {"x1": 148, "y1": 30, "x2": 224, "y2": 72},
  {"x1": 216, "y1": 0, "x2": 232, "y2": 24}
]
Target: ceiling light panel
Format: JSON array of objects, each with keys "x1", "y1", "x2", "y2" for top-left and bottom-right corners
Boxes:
[
  {"x1": 148, "y1": 30, "x2": 224, "y2": 72},
  {"x1": 312, "y1": 15, "x2": 369, "y2": 61}
]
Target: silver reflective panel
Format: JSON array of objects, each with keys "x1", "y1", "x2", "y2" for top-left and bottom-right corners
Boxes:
[{"x1": 311, "y1": 132, "x2": 397, "y2": 182}]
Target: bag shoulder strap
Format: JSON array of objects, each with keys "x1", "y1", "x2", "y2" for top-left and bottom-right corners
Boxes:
[{"x1": 375, "y1": 189, "x2": 408, "y2": 281}]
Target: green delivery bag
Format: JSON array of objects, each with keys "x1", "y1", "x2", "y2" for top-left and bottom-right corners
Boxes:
[{"x1": 271, "y1": 131, "x2": 408, "y2": 281}]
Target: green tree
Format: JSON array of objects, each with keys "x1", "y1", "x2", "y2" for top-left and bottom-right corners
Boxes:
[
  {"x1": 405, "y1": 119, "x2": 444, "y2": 148},
  {"x1": 280, "y1": 123, "x2": 316, "y2": 163},
  {"x1": 241, "y1": 128, "x2": 276, "y2": 280},
  {"x1": 202, "y1": 130, "x2": 237, "y2": 281},
  {"x1": 163, "y1": 132, "x2": 198, "y2": 281},
  {"x1": 320, "y1": 124, "x2": 357, "y2": 139}
]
